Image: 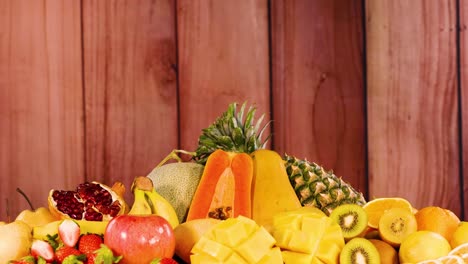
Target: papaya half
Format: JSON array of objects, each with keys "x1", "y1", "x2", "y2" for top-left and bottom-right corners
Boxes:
[{"x1": 186, "y1": 149, "x2": 253, "y2": 221}]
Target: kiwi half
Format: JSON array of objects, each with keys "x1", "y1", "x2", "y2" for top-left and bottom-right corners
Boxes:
[
  {"x1": 329, "y1": 204, "x2": 368, "y2": 240},
  {"x1": 378, "y1": 207, "x2": 417, "y2": 247},
  {"x1": 340, "y1": 237, "x2": 380, "y2": 264}
]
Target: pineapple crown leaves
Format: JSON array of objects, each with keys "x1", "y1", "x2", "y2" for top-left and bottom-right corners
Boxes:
[{"x1": 193, "y1": 102, "x2": 272, "y2": 165}]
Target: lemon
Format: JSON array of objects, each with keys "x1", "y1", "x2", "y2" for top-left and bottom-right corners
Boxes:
[
  {"x1": 399, "y1": 231, "x2": 451, "y2": 263},
  {"x1": 450, "y1": 221, "x2": 468, "y2": 248}
]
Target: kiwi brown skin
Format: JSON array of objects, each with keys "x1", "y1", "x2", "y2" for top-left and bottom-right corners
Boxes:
[
  {"x1": 340, "y1": 237, "x2": 380, "y2": 264},
  {"x1": 368, "y1": 239, "x2": 398, "y2": 264},
  {"x1": 329, "y1": 204, "x2": 368, "y2": 240}
]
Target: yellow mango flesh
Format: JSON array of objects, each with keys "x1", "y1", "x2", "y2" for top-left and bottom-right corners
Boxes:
[
  {"x1": 190, "y1": 215, "x2": 283, "y2": 264},
  {"x1": 272, "y1": 208, "x2": 345, "y2": 264}
]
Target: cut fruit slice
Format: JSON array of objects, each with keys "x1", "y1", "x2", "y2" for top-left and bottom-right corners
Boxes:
[
  {"x1": 436, "y1": 255, "x2": 465, "y2": 264},
  {"x1": 416, "y1": 260, "x2": 442, "y2": 264},
  {"x1": 329, "y1": 204, "x2": 368, "y2": 240},
  {"x1": 363, "y1": 197, "x2": 413, "y2": 228},
  {"x1": 190, "y1": 215, "x2": 282, "y2": 264},
  {"x1": 449, "y1": 242, "x2": 468, "y2": 263},
  {"x1": 378, "y1": 207, "x2": 417, "y2": 247},
  {"x1": 271, "y1": 208, "x2": 345, "y2": 264},
  {"x1": 340, "y1": 237, "x2": 380, "y2": 264}
]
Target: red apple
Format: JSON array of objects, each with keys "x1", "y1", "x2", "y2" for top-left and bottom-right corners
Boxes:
[{"x1": 104, "y1": 215, "x2": 175, "y2": 264}]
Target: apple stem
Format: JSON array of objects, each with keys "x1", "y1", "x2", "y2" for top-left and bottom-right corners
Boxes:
[{"x1": 16, "y1": 187, "x2": 34, "y2": 210}]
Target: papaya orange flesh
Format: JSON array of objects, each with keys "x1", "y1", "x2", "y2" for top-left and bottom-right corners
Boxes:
[{"x1": 186, "y1": 149, "x2": 253, "y2": 221}]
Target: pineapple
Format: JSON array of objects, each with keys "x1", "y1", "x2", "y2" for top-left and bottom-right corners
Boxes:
[
  {"x1": 193, "y1": 102, "x2": 366, "y2": 215},
  {"x1": 193, "y1": 102, "x2": 270, "y2": 165},
  {"x1": 284, "y1": 154, "x2": 366, "y2": 215}
]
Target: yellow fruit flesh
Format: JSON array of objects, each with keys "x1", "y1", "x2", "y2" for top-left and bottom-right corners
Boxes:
[
  {"x1": 251, "y1": 150, "x2": 302, "y2": 232},
  {"x1": 271, "y1": 208, "x2": 345, "y2": 263},
  {"x1": 190, "y1": 215, "x2": 282, "y2": 264},
  {"x1": 378, "y1": 207, "x2": 417, "y2": 247},
  {"x1": 363, "y1": 197, "x2": 413, "y2": 229}
]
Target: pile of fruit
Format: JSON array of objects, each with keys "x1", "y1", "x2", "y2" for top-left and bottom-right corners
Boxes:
[{"x1": 1, "y1": 102, "x2": 467, "y2": 264}]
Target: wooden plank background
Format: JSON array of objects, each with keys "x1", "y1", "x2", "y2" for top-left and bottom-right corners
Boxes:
[{"x1": 1, "y1": 0, "x2": 466, "y2": 221}]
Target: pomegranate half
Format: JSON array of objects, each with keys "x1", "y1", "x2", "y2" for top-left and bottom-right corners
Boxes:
[{"x1": 48, "y1": 181, "x2": 128, "y2": 221}]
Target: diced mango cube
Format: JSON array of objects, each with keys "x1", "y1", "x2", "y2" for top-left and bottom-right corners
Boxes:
[
  {"x1": 257, "y1": 246, "x2": 283, "y2": 264},
  {"x1": 282, "y1": 250, "x2": 314, "y2": 264},
  {"x1": 272, "y1": 228, "x2": 293, "y2": 249},
  {"x1": 224, "y1": 252, "x2": 248, "y2": 264},
  {"x1": 273, "y1": 212, "x2": 302, "y2": 230},
  {"x1": 236, "y1": 226, "x2": 276, "y2": 263},
  {"x1": 288, "y1": 229, "x2": 320, "y2": 254},
  {"x1": 190, "y1": 253, "x2": 223, "y2": 264},
  {"x1": 315, "y1": 242, "x2": 341, "y2": 264},
  {"x1": 214, "y1": 218, "x2": 253, "y2": 247},
  {"x1": 191, "y1": 236, "x2": 233, "y2": 260},
  {"x1": 322, "y1": 222, "x2": 345, "y2": 249}
]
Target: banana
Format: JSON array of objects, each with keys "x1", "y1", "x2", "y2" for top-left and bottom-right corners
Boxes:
[
  {"x1": 145, "y1": 189, "x2": 179, "y2": 228},
  {"x1": 129, "y1": 176, "x2": 179, "y2": 228},
  {"x1": 127, "y1": 188, "x2": 153, "y2": 215}
]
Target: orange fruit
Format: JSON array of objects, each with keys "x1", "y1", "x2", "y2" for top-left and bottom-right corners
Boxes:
[
  {"x1": 414, "y1": 206, "x2": 460, "y2": 242},
  {"x1": 363, "y1": 197, "x2": 413, "y2": 228}
]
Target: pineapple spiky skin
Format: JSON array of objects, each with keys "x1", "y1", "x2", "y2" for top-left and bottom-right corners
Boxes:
[
  {"x1": 284, "y1": 154, "x2": 366, "y2": 215},
  {"x1": 193, "y1": 102, "x2": 270, "y2": 165}
]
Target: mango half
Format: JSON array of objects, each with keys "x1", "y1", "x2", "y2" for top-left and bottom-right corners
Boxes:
[
  {"x1": 190, "y1": 215, "x2": 283, "y2": 264},
  {"x1": 272, "y1": 207, "x2": 345, "y2": 264}
]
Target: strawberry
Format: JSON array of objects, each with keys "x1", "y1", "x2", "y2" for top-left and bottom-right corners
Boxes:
[
  {"x1": 85, "y1": 244, "x2": 122, "y2": 264},
  {"x1": 150, "y1": 258, "x2": 178, "y2": 264},
  {"x1": 30, "y1": 239, "x2": 55, "y2": 262},
  {"x1": 78, "y1": 234, "x2": 103, "y2": 255},
  {"x1": 58, "y1": 219, "x2": 81, "y2": 247},
  {"x1": 55, "y1": 246, "x2": 85, "y2": 264}
]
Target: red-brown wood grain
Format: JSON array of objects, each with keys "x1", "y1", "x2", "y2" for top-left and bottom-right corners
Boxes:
[
  {"x1": 270, "y1": 0, "x2": 367, "y2": 196},
  {"x1": 0, "y1": 0, "x2": 84, "y2": 220},
  {"x1": 177, "y1": 0, "x2": 271, "y2": 153},
  {"x1": 366, "y1": 1, "x2": 461, "y2": 215},
  {"x1": 82, "y1": 0, "x2": 178, "y2": 203},
  {"x1": 460, "y1": 0, "x2": 468, "y2": 218}
]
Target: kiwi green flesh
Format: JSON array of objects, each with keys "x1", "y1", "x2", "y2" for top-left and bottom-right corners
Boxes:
[
  {"x1": 330, "y1": 204, "x2": 368, "y2": 239},
  {"x1": 340, "y1": 238, "x2": 380, "y2": 264}
]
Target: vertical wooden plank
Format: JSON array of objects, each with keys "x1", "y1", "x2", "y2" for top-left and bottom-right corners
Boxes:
[
  {"x1": 177, "y1": 0, "x2": 271, "y2": 152},
  {"x1": 460, "y1": 0, "x2": 468, "y2": 219},
  {"x1": 270, "y1": 0, "x2": 367, "y2": 194},
  {"x1": 82, "y1": 0, "x2": 178, "y2": 203},
  {"x1": 0, "y1": 0, "x2": 84, "y2": 220},
  {"x1": 366, "y1": 1, "x2": 460, "y2": 215}
]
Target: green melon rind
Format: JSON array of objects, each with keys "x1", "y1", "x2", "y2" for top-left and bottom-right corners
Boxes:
[{"x1": 147, "y1": 162, "x2": 204, "y2": 223}]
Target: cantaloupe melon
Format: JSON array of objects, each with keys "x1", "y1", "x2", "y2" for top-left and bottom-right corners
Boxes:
[{"x1": 147, "y1": 162, "x2": 204, "y2": 223}]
